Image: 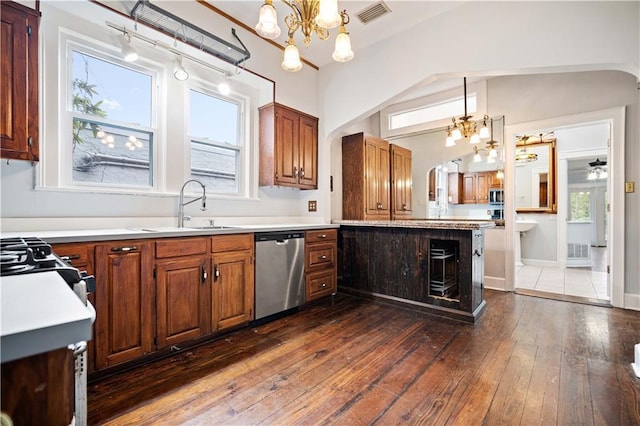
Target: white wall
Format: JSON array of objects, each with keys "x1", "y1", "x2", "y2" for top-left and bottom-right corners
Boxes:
[{"x1": 0, "y1": 1, "x2": 326, "y2": 230}]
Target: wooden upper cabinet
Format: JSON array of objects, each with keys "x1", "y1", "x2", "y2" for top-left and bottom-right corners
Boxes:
[
  {"x1": 428, "y1": 168, "x2": 436, "y2": 201},
  {"x1": 390, "y1": 144, "x2": 412, "y2": 219},
  {"x1": 462, "y1": 172, "x2": 491, "y2": 204},
  {"x1": 259, "y1": 103, "x2": 318, "y2": 190},
  {"x1": 94, "y1": 241, "x2": 154, "y2": 369},
  {"x1": 1, "y1": 1, "x2": 39, "y2": 162},
  {"x1": 342, "y1": 132, "x2": 391, "y2": 220}
]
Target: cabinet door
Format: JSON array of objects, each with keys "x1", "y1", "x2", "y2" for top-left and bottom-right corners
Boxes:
[
  {"x1": 448, "y1": 172, "x2": 463, "y2": 205},
  {"x1": 0, "y1": 2, "x2": 39, "y2": 162},
  {"x1": 428, "y1": 168, "x2": 436, "y2": 201},
  {"x1": 156, "y1": 256, "x2": 210, "y2": 348},
  {"x1": 377, "y1": 143, "x2": 391, "y2": 216},
  {"x1": 391, "y1": 145, "x2": 412, "y2": 218},
  {"x1": 463, "y1": 174, "x2": 476, "y2": 203},
  {"x1": 274, "y1": 106, "x2": 300, "y2": 186},
  {"x1": 476, "y1": 173, "x2": 489, "y2": 203},
  {"x1": 298, "y1": 114, "x2": 318, "y2": 189},
  {"x1": 212, "y1": 250, "x2": 254, "y2": 331},
  {"x1": 95, "y1": 241, "x2": 154, "y2": 369},
  {"x1": 364, "y1": 140, "x2": 381, "y2": 216}
]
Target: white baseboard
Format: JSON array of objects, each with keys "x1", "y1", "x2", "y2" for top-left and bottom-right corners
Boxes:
[
  {"x1": 521, "y1": 258, "x2": 559, "y2": 268},
  {"x1": 624, "y1": 293, "x2": 640, "y2": 311},
  {"x1": 484, "y1": 276, "x2": 507, "y2": 291}
]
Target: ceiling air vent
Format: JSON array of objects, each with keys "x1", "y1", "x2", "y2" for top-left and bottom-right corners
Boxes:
[{"x1": 356, "y1": 1, "x2": 392, "y2": 25}]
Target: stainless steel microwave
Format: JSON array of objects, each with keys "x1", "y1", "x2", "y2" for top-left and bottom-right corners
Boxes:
[{"x1": 489, "y1": 188, "x2": 504, "y2": 205}]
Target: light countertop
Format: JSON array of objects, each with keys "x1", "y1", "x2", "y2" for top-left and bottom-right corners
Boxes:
[
  {"x1": 0, "y1": 224, "x2": 340, "y2": 244},
  {"x1": 1, "y1": 272, "x2": 95, "y2": 362}
]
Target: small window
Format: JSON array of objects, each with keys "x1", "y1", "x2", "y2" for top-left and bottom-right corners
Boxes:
[
  {"x1": 70, "y1": 51, "x2": 154, "y2": 187},
  {"x1": 189, "y1": 89, "x2": 242, "y2": 194},
  {"x1": 389, "y1": 94, "x2": 477, "y2": 131},
  {"x1": 569, "y1": 191, "x2": 591, "y2": 221}
]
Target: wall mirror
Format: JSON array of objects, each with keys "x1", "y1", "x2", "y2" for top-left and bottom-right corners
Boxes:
[{"x1": 515, "y1": 137, "x2": 557, "y2": 213}]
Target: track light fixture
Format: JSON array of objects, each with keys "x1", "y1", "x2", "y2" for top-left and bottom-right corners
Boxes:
[
  {"x1": 173, "y1": 55, "x2": 189, "y2": 81},
  {"x1": 119, "y1": 30, "x2": 138, "y2": 62},
  {"x1": 218, "y1": 74, "x2": 231, "y2": 96}
]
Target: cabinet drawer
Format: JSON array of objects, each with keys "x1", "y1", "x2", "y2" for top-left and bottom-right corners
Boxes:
[
  {"x1": 155, "y1": 237, "x2": 208, "y2": 258},
  {"x1": 306, "y1": 269, "x2": 336, "y2": 301},
  {"x1": 51, "y1": 243, "x2": 91, "y2": 270},
  {"x1": 211, "y1": 234, "x2": 253, "y2": 253},
  {"x1": 305, "y1": 243, "x2": 336, "y2": 271},
  {"x1": 305, "y1": 229, "x2": 337, "y2": 243}
]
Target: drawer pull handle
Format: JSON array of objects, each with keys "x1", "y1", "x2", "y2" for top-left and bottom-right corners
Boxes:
[
  {"x1": 111, "y1": 246, "x2": 137, "y2": 252},
  {"x1": 320, "y1": 283, "x2": 327, "y2": 288},
  {"x1": 318, "y1": 234, "x2": 327, "y2": 239},
  {"x1": 319, "y1": 255, "x2": 328, "y2": 260},
  {"x1": 64, "y1": 254, "x2": 81, "y2": 261}
]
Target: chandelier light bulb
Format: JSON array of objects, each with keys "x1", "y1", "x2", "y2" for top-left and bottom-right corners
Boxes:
[
  {"x1": 473, "y1": 149, "x2": 482, "y2": 163},
  {"x1": 469, "y1": 133, "x2": 481, "y2": 144},
  {"x1": 489, "y1": 147, "x2": 497, "y2": 158},
  {"x1": 315, "y1": 0, "x2": 341, "y2": 29},
  {"x1": 282, "y1": 37, "x2": 303, "y2": 72},
  {"x1": 445, "y1": 134, "x2": 456, "y2": 147},
  {"x1": 496, "y1": 170, "x2": 504, "y2": 179},
  {"x1": 451, "y1": 126, "x2": 462, "y2": 141},
  {"x1": 479, "y1": 123, "x2": 490, "y2": 139},
  {"x1": 256, "y1": 0, "x2": 281, "y2": 39}
]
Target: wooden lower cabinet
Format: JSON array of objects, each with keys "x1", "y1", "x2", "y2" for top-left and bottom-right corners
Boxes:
[
  {"x1": 94, "y1": 240, "x2": 154, "y2": 369},
  {"x1": 211, "y1": 234, "x2": 254, "y2": 331},
  {"x1": 156, "y1": 256, "x2": 210, "y2": 348},
  {"x1": 305, "y1": 229, "x2": 337, "y2": 301}
]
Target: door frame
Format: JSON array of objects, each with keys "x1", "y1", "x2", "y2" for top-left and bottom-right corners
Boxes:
[{"x1": 504, "y1": 106, "x2": 625, "y2": 308}]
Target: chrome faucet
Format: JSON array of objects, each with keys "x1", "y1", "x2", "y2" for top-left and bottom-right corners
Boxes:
[{"x1": 178, "y1": 179, "x2": 206, "y2": 228}]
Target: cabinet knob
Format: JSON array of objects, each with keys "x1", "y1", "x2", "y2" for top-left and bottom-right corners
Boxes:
[
  {"x1": 319, "y1": 255, "x2": 327, "y2": 260},
  {"x1": 293, "y1": 166, "x2": 298, "y2": 177},
  {"x1": 320, "y1": 283, "x2": 327, "y2": 288},
  {"x1": 299, "y1": 168, "x2": 305, "y2": 178}
]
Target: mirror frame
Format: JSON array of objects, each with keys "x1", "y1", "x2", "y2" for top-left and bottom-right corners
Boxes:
[{"x1": 515, "y1": 139, "x2": 557, "y2": 213}]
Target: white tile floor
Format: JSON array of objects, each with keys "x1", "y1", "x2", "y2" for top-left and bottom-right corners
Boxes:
[{"x1": 516, "y1": 265, "x2": 609, "y2": 300}]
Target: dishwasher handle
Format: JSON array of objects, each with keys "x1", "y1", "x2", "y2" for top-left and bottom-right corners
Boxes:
[{"x1": 275, "y1": 239, "x2": 289, "y2": 245}]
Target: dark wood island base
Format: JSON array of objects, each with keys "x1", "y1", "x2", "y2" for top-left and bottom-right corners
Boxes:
[{"x1": 335, "y1": 220, "x2": 495, "y2": 323}]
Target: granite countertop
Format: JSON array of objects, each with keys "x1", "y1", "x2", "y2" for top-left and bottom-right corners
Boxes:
[
  {"x1": 333, "y1": 219, "x2": 496, "y2": 230},
  {"x1": 1, "y1": 272, "x2": 95, "y2": 362},
  {"x1": 0, "y1": 224, "x2": 340, "y2": 244}
]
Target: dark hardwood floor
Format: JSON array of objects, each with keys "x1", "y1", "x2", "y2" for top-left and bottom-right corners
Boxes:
[{"x1": 88, "y1": 290, "x2": 640, "y2": 425}]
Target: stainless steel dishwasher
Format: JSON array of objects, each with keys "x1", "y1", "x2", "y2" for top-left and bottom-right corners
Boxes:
[{"x1": 254, "y1": 231, "x2": 305, "y2": 320}]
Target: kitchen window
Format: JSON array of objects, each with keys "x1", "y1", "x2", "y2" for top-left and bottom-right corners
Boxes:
[
  {"x1": 189, "y1": 89, "x2": 244, "y2": 194},
  {"x1": 69, "y1": 49, "x2": 156, "y2": 188}
]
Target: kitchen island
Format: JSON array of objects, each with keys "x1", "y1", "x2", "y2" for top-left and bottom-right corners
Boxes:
[{"x1": 334, "y1": 220, "x2": 495, "y2": 323}]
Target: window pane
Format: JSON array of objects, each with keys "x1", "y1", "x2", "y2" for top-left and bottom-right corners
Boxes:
[
  {"x1": 191, "y1": 141, "x2": 238, "y2": 193},
  {"x1": 72, "y1": 51, "x2": 152, "y2": 127},
  {"x1": 190, "y1": 90, "x2": 238, "y2": 145},
  {"x1": 389, "y1": 94, "x2": 477, "y2": 130},
  {"x1": 72, "y1": 119, "x2": 152, "y2": 186},
  {"x1": 569, "y1": 191, "x2": 591, "y2": 221}
]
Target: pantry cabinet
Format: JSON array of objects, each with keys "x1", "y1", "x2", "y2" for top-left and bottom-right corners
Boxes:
[
  {"x1": 0, "y1": 1, "x2": 40, "y2": 162},
  {"x1": 342, "y1": 132, "x2": 391, "y2": 220},
  {"x1": 94, "y1": 240, "x2": 154, "y2": 369},
  {"x1": 259, "y1": 103, "x2": 318, "y2": 189},
  {"x1": 390, "y1": 144, "x2": 413, "y2": 219},
  {"x1": 155, "y1": 237, "x2": 210, "y2": 349},
  {"x1": 211, "y1": 234, "x2": 255, "y2": 331}
]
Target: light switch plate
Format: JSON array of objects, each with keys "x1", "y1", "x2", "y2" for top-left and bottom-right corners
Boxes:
[
  {"x1": 625, "y1": 182, "x2": 635, "y2": 193},
  {"x1": 308, "y1": 200, "x2": 317, "y2": 212}
]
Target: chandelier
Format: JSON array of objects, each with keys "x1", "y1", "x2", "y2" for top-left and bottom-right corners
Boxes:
[
  {"x1": 255, "y1": 0, "x2": 354, "y2": 72},
  {"x1": 445, "y1": 77, "x2": 489, "y2": 147},
  {"x1": 587, "y1": 158, "x2": 607, "y2": 180},
  {"x1": 472, "y1": 118, "x2": 500, "y2": 164}
]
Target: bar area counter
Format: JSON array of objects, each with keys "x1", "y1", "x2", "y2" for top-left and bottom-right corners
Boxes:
[{"x1": 333, "y1": 220, "x2": 495, "y2": 323}]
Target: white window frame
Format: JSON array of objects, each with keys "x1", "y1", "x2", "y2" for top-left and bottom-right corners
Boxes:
[
  {"x1": 381, "y1": 80, "x2": 487, "y2": 139},
  {"x1": 59, "y1": 34, "x2": 161, "y2": 193},
  {"x1": 186, "y1": 81, "x2": 250, "y2": 198}
]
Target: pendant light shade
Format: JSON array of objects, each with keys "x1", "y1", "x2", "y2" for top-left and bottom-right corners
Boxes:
[
  {"x1": 173, "y1": 55, "x2": 189, "y2": 81},
  {"x1": 282, "y1": 37, "x2": 303, "y2": 72},
  {"x1": 119, "y1": 31, "x2": 138, "y2": 62},
  {"x1": 315, "y1": 0, "x2": 341, "y2": 29},
  {"x1": 256, "y1": 0, "x2": 281, "y2": 39},
  {"x1": 332, "y1": 30, "x2": 353, "y2": 62}
]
